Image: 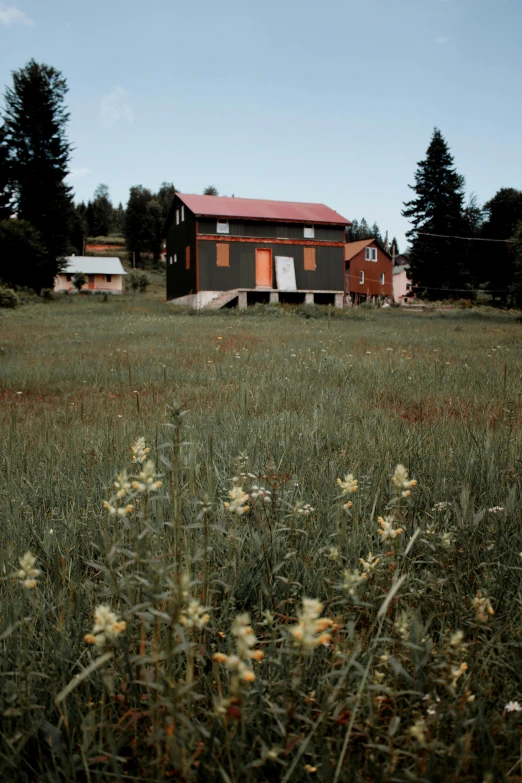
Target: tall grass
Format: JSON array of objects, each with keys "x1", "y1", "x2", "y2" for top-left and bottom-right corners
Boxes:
[{"x1": 0, "y1": 297, "x2": 521, "y2": 781}]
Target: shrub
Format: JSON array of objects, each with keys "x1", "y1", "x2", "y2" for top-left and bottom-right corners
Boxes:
[
  {"x1": 297, "y1": 303, "x2": 323, "y2": 319},
  {"x1": 72, "y1": 272, "x2": 86, "y2": 292},
  {"x1": 128, "y1": 271, "x2": 150, "y2": 293},
  {"x1": 0, "y1": 286, "x2": 20, "y2": 308}
]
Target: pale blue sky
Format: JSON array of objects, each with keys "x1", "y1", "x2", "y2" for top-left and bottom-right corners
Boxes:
[{"x1": 1, "y1": 0, "x2": 521, "y2": 249}]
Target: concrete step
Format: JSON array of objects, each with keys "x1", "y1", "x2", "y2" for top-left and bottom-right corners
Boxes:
[{"x1": 206, "y1": 289, "x2": 239, "y2": 309}]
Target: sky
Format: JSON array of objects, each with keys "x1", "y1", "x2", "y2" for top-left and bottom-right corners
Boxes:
[{"x1": 1, "y1": 0, "x2": 521, "y2": 250}]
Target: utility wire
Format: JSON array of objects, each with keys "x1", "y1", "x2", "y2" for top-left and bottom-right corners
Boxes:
[
  {"x1": 412, "y1": 230, "x2": 510, "y2": 243},
  {"x1": 348, "y1": 273, "x2": 510, "y2": 293}
]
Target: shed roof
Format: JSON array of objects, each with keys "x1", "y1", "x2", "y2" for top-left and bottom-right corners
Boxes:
[
  {"x1": 393, "y1": 264, "x2": 411, "y2": 275},
  {"x1": 176, "y1": 193, "x2": 350, "y2": 225},
  {"x1": 61, "y1": 257, "x2": 127, "y2": 275}
]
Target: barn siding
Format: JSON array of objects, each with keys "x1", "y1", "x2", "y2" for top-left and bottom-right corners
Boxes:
[
  {"x1": 198, "y1": 239, "x2": 344, "y2": 291},
  {"x1": 197, "y1": 218, "x2": 344, "y2": 243},
  {"x1": 166, "y1": 202, "x2": 197, "y2": 299}
]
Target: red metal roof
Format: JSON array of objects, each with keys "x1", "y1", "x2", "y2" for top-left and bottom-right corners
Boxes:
[{"x1": 176, "y1": 193, "x2": 350, "y2": 225}]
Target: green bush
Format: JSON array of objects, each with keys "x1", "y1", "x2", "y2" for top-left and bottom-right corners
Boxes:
[
  {"x1": 128, "y1": 271, "x2": 150, "y2": 293},
  {"x1": 0, "y1": 286, "x2": 20, "y2": 308}
]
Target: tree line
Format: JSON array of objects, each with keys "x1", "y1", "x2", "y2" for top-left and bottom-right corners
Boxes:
[
  {"x1": 0, "y1": 58, "x2": 223, "y2": 291},
  {"x1": 1, "y1": 60, "x2": 522, "y2": 302}
]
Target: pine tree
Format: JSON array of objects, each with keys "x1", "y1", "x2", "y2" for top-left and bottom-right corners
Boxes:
[
  {"x1": 124, "y1": 185, "x2": 154, "y2": 267},
  {"x1": 203, "y1": 185, "x2": 218, "y2": 196},
  {"x1": 70, "y1": 202, "x2": 88, "y2": 254},
  {"x1": 402, "y1": 128, "x2": 469, "y2": 299},
  {"x1": 111, "y1": 203, "x2": 125, "y2": 235},
  {"x1": 481, "y1": 188, "x2": 522, "y2": 301},
  {"x1": 0, "y1": 219, "x2": 47, "y2": 288},
  {"x1": 510, "y1": 220, "x2": 522, "y2": 307},
  {"x1": 0, "y1": 124, "x2": 13, "y2": 220},
  {"x1": 359, "y1": 218, "x2": 371, "y2": 239},
  {"x1": 390, "y1": 237, "x2": 400, "y2": 258},
  {"x1": 2, "y1": 60, "x2": 74, "y2": 290},
  {"x1": 346, "y1": 219, "x2": 359, "y2": 242},
  {"x1": 86, "y1": 183, "x2": 114, "y2": 237},
  {"x1": 155, "y1": 182, "x2": 177, "y2": 219}
]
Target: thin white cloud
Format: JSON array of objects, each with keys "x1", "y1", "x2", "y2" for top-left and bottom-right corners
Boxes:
[
  {"x1": 0, "y1": 2, "x2": 33, "y2": 26},
  {"x1": 436, "y1": 36, "x2": 449, "y2": 44},
  {"x1": 67, "y1": 167, "x2": 92, "y2": 178},
  {"x1": 100, "y1": 86, "x2": 133, "y2": 128}
]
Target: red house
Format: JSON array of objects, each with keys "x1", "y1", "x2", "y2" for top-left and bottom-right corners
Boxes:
[{"x1": 345, "y1": 238, "x2": 393, "y2": 304}]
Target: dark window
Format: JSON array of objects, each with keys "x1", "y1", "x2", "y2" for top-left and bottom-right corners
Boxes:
[
  {"x1": 66, "y1": 274, "x2": 73, "y2": 282},
  {"x1": 88, "y1": 274, "x2": 95, "y2": 282},
  {"x1": 106, "y1": 274, "x2": 112, "y2": 282}
]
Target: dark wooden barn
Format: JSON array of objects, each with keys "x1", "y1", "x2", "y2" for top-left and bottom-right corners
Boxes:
[{"x1": 164, "y1": 194, "x2": 350, "y2": 308}]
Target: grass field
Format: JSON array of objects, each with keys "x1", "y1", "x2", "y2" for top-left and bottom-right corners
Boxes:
[{"x1": 1, "y1": 296, "x2": 521, "y2": 782}]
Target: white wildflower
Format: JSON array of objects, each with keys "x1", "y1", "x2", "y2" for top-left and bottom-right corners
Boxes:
[
  {"x1": 336, "y1": 473, "x2": 358, "y2": 496},
  {"x1": 180, "y1": 599, "x2": 210, "y2": 631},
  {"x1": 17, "y1": 551, "x2": 40, "y2": 589},
  {"x1": 377, "y1": 515, "x2": 404, "y2": 541},
  {"x1": 392, "y1": 464, "x2": 417, "y2": 497},
  {"x1": 84, "y1": 604, "x2": 126, "y2": 647},
  {"x1": 289, "y1": 597, "x2": 332, "y2": 650},
  {"x1": 224, "y1": 485, "x2": 250, "y2": 515},
  {"x1": 131, "y1": 436, "x2": 150, "y2": 464}
]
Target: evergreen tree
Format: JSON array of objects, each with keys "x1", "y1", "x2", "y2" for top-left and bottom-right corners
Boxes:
[
  {"x1": 346, "y1": 219, "x2": 359, "y2": 242},
  {"x1": 2, "y1": 60, "x2": 74, "y2": 290},
  {"x1": 481, "y1": 188, "x2": 522, "y2": 301},
  {"x1": 371, "y1": 222, "x2": 382, "y2": 244},
  {"x1": 111, "y1": 202, "x2": 125, "y2": 235},
  {"x1": 0, "y1": 124, "x2": 13, "y2": 220},
  {"x1": 390, "y1": 237, "x2": 400, "y2": 258},
  {"x1": 86, "y1": 183, "x2": 114, "y2": 236},
  {"x1": 145, "y1": 198, "x2": 165, "y2": 262},
  {"x1": 358, "y1": 218, "x2": 371, "y2": 239},
  {"x1": 70, "y1": 202, "x2": 88, "y2": 254},
  {"x1": 510, "y1": 220, "x2": 522, "y2": 307},
  {"x1": 155, "y1": 182, "x2": 177, "y2": 219},
  {"x1": 203, "y1": 185, "x2": 218, "y2": 196},
  {"x1": 402, "y1": 128, "x2": 469, "y2": 299},
  {"x1": 124, "y1": 185, "x2": 154, "y2": 267},
  {"x1": 0, "y1": 219, "x2": 47, "y2": 288}
]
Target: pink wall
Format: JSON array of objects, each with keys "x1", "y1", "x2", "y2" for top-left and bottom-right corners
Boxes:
[
  {"x1": 54, "y1": 274, "x2": 124, "y2": 294},
  {"x1": 392, "y1": 269, "x2": 413, "y2": 303}
]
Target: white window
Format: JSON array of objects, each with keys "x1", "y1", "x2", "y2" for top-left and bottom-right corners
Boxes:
[
  {"x1": 360, "y1": 270, "x2": 364, "y2": 284},
  {"x1": 174, "y1": 253, "x2": 177, "y2": 264},
  {"x1": 176, "y1": 209, "x2": 180, "y2": 225},
  {"x1": 304, "y1": 226, "x2": 315, "y2": 239},
  {"x1": 217, "y1": 220, "x2": 229, "y2": 234},
  {"x1": 169, "y1": 256, "x2": 173, "y2": 265},
  {"x1": 365, "y1": 247, "x2": 377, "y2": 261},
  {"x1": 181, "y1": 205, "x2": 185, "y2": 221},
  {"x1": 380, "y1": 273, "x2": 385, "y2": 284}
]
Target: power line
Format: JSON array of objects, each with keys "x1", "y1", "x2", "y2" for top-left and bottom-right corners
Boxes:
[
  {"x1": 348, "y1": 273, "x2": 510, "y2": 293},
  {"x1": 412, "y1": 230, "x2": 509, "y2": 243}
]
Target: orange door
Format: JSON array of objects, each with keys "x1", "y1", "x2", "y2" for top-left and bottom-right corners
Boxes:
[
  {"x1": 255, "y1": 249, "x2": 272, "y2": 288},
  {"x1": 88, "y1": 274, "x2": 95, "y2": 290}
]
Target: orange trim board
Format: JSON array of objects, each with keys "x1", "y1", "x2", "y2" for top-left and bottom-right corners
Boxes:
[{"x1": 197, "y1": 235, "x2": 344, "y2": 248}]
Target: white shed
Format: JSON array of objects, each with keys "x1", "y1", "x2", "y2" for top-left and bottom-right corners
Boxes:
[{"x1": 54, "y1": 257, "x2": 127, "y2": 294}]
